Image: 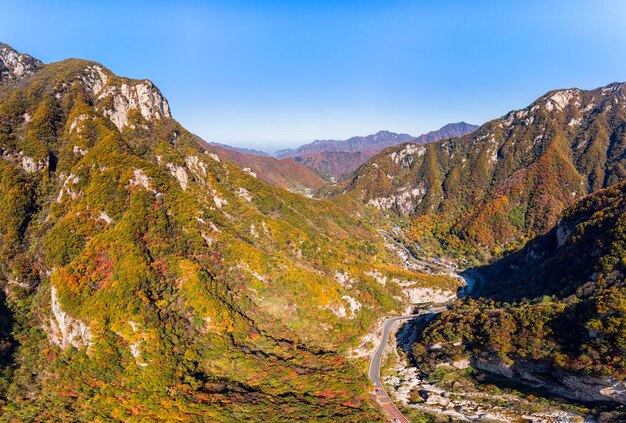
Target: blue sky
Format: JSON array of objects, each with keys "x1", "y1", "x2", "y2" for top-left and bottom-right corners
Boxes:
[{"x1": 2, "y1": 0, "x2": 626, "y2": 152}]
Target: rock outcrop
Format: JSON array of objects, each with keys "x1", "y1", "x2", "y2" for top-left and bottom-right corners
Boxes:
[
  {"x1": 72, "y1": 63, "x2": 171, "y2": 130},
  {"x1": 97, "y1": 79, "x2": 171, "y2": 130},
  {"x1": 0, "y1": 42, "x2": 42, "y2": 84},
  {"x1": 48, "y1": 287, "x2": 93, "y2": 350},
  {"x1": 474, "y1": 359, "x2": 626, "y2": 405}
]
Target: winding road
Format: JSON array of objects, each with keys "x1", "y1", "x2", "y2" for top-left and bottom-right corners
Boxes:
[
  {"x1": 368, "y1": 316, "x2": 417, "y2": 423},
  {"x1": 369, "y1": 231, "x2": 479, "y2": 422},
  {"x1": 368, "y1": 310, "x2": 446, "y2": 423}
]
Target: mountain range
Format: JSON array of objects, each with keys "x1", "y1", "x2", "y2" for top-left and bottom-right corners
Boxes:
[
  {"x1": 2, "y1": 39, "x2": 626, "y2": 421},
  {"x1": 335, "y1": 82, "x2": 626, "y2": 258},
  {"x1": 0, "y1": 43, "x2": 455, "y2": 421},
  {"x1": 275, "y1": 130, "x2": 416, "y2": 158},
  {"x1": 274, "y1": 124, "x2": 478, "y2": 181},
  {"x1": 203, "y1": 123, "x2": 478, "y2": 189}
]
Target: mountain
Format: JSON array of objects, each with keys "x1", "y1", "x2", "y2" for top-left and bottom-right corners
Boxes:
[
  {"x1": 202, "y1": 142, "x2": 326, "y2": 195},
  {"x1": 206, "y1": 141, "x2": 270, "y2": 157},
  {"x1": 412, "y1": 121, "x2": 479, "y2": 144},
  {"x1": 275, "y1": 130, "x2": 415, "y2": 158},
  {"x1": 0, "y1": 43, "x2": 455, "y2": 421},
  {"x1": 292, "y1": 151, "x2": 367, "y2": 182},
  {"x1": 413, "y1": 181, "x2": 626, "y2": 404},
  {"x1": 277, "y1": 124, "x2": 478, "y2": 181},
  {"x1": 478, "y1": 178, "x2": 626, "y2": 301},
  {"x1": 0, "y1": 42, "x2": 42, "y2": 84},
  {"x1": 337, "y1": 83, "x2": 626, "y2": 256}
]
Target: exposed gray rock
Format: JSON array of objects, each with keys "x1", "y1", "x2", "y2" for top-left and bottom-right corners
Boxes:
[
  {"x1": 166, "y1": 163, "x2": 189, "y2": 190},
  {"x1": 474, "y1": 358, "x2": 626, "y2": 405},
  {"x1": 1, "y1": 150, "x2": 49, "y2": 173},
  {"x1": 48, "y1": 286, "x2": 93, "y2": 350},
  {"x1": 97, "y1": 79, "x2": 171, "y2": 130},
  {"x1": 0, "y1": 42, "x2": 42, "y2": 84}
]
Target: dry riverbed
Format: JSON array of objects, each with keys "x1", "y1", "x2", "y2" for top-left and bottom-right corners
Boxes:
[
  {"x1": 382, "y1": 317, "x2": 600, "y2": 423},
  {"x1": 371, "y1": 232, "x2": 609, "y2": 422}
]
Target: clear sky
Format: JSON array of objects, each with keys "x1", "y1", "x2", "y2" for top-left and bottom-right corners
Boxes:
[{"x1": 2, "y1": 1, "x2": 626, "y2": 152}]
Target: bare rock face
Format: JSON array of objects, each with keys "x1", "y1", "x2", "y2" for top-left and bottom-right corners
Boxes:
[
  {"x1": 79, "y1": 64, "x2": 110, "y2": 95},
  {"x1": 473, "y1": 359, "x2": 626, "y2": 405},
  {"x1": 48, "y1": 286, "x2": 93, "y2": 350},
  {"x1": 0, "y1": 42, "x2": 42, "y2": 84},
  {"x1": 166, "y1": 162, "x2": 189, "y2": 190},
  {"x1": 71, "y1": 63, "x2": 171, "y2": 131},
  {"x1": 1, "y1": 150, "x2": 49, "y2": 173},
  {"x1": 97, "y1": 79, "x2": 171, "y2": 130},
  {"x1": 367, "y1": 185, "x2": 426, "y2": 214},
  {"x1": 0, "y1": 43, "x2": 171, "y2": 132}
]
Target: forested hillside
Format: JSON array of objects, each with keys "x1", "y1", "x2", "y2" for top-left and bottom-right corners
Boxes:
[
  {"x1": 0, "y1": 43, "x2": 452, "y2": 421},
  {"x1": 338, "y1": 83, "x2": 626, "y2": 257},
  {"x1": 202, "y1": 142, "x2": 326, "y2": 195},
  {"x1": 413, "y1": 181, "x2": 626, "y2": 403}
]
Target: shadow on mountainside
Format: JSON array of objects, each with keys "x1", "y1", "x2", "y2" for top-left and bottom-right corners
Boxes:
[
  {"x1": 469, "y1": 221, "x2": 606, "y2": 303},
  {"x1": 0, "y1": 286, "x2": 17, "y2": 400}
]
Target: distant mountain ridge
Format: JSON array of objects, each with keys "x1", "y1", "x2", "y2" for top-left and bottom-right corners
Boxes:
[
  {"x1": 275, "y1": 130, "x2": 416, "y2": 158},
  {"x1": 207, "y1": 141, "x2": 271, "y2": 157},
  {"x1": 201, "y1": 141, "x2": 326, "y2": 195},
  {"x1": 203, "y1": 123, "x2": 478, "y2": 186},
  {"x1": 412, "y1": 121, "x2": 479, "y2": 144},
  {"x1": 275, "y1": 123, "x2": 479, "y2": 181}
]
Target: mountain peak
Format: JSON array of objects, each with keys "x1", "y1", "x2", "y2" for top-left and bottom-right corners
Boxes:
[
  {"x1": 92, "y1": 69, "x2": 172, "y2": 130},
  {"x1": 0, "y1": 42, "x2": 171, "y2": 131},
  {"x1": 0, "y1": 42, "x2": 43, "y2": 84},
  {"x1": 340, "y1": 81, "x2": 626, "y2": 251},
  {"x1": 60, "y1": 60, "x2": 172, "y2": 130},
  {"x1": 412, "y1": 121, "x2": 479, "y2": 144}
]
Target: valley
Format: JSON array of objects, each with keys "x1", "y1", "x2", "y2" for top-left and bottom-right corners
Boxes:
[
  {"x1": 369, "y1": 238, "x2": 622, "y2": 422},
  {"x1": 1, "y1": 34, "x2": 626, "y2": 423}
]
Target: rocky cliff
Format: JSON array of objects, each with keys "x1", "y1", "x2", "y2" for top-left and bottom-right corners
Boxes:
[
  {"x1": 473, "y1": 359, "x2": 626, "y2": 405},
  {"x1": 0, "y1": 42, "x2": 42, "y2": 84}
]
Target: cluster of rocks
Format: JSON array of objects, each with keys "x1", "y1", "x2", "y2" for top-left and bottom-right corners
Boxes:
[
  {"x1": 0, "y1": 42, "x2": 42, "y2": 84},
  {"x1": 384, "y1": 364, "x2": 590, "y2": 422}
]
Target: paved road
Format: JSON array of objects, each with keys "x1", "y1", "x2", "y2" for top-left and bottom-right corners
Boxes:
[
  {"x1": 369, "y1": 315, "x2": 418, "y2": 423},
  {"x1": 370, "y1": 230, "x2": 481, "y2": 422},
  {"x1": 368, "y1": 309, "x2": 446, "y2": 423}
]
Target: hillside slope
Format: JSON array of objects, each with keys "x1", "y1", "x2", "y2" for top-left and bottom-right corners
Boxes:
[
  {"x1": 291, "y1": 150, "x2": 367, "y2": 182},
  {"x1": 207, "y1": 141, "x2": 270, "y2": 157},
  {"x1": 339, "y1": 83, "x2": 626, "y2": 256},
  {"x1": 0, "y1": 43, "x2": 453, "y2": 421},
  {"x1": 414, "y1": 181, "x2": 626, "y2": 404},
  {"x1": 202, "y1": 142, "x2": 326, "y2": 195}
]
